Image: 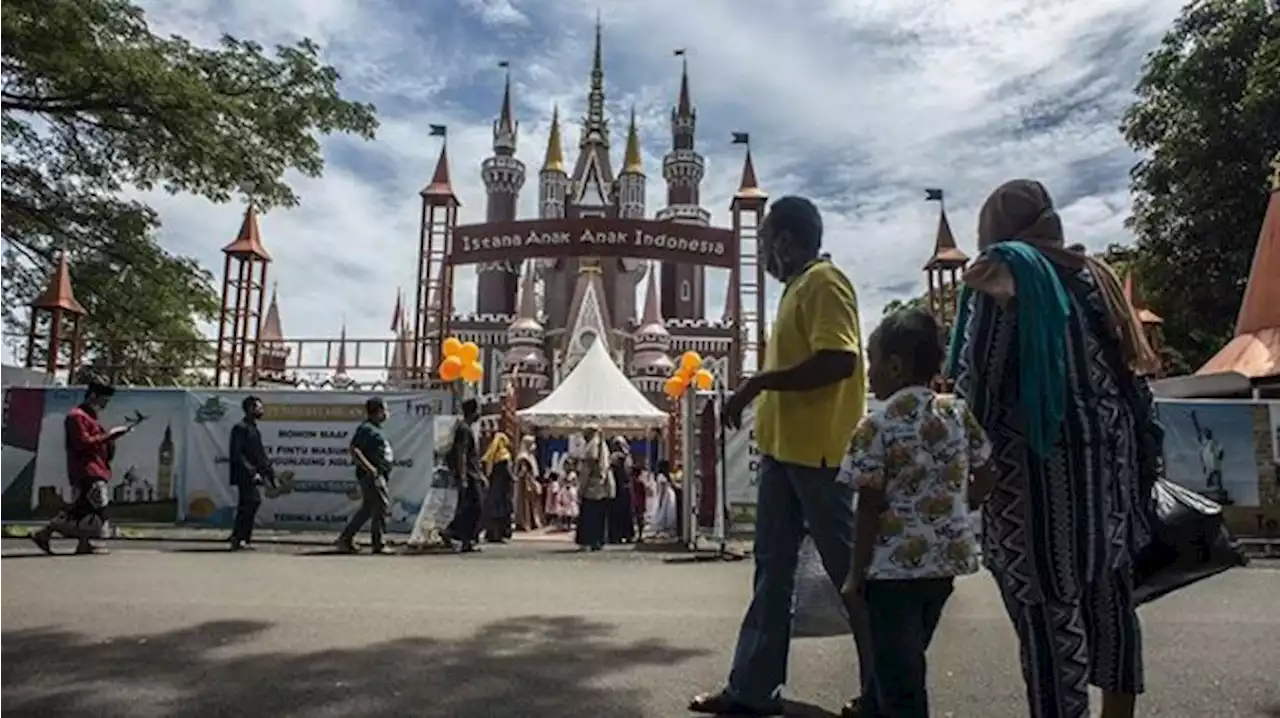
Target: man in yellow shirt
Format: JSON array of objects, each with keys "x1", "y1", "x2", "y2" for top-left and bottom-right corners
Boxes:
[{"x1": 690, "y1": 196, "x2": 871, "y2": 718}]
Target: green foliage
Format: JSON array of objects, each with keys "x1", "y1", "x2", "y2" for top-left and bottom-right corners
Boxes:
[
  {"x1": 1122, "y1": 0, "x2": 1280, "y2": 372},
  {"x1": 1, "y1": 0, "x2": 377, "y2": 383}
]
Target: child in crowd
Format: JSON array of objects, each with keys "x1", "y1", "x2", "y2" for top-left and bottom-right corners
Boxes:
[
  {"x1": 838, "y1": 308, "x2": 997, "y2": 718},
  {"x1": 543, "y1": 470, "x2": 562, "y2": 530},
  {"x1": 558, "y1": 470, "x2": 580, "y2": 530}
]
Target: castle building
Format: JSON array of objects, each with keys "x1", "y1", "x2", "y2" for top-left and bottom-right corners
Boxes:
[{"x1": 443, "y1": 24, "x2": 738, "y2": 433}]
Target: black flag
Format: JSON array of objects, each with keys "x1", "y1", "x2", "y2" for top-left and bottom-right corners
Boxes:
[
  {"x1": 925, "y1": 188, "x2": 944, "y2": 202},
  {"x1": 674, "y1": 48, "x2": 687, "y2": 57},
  {"x1": 429, "y1": 124, "x2": 447, "y2": 137},
  {"x1": 731, "y1": 132, "x2": 750, "y2": 145},
  {"x1": 498, "y1": 60, "x2": 510, "y2": 69}
]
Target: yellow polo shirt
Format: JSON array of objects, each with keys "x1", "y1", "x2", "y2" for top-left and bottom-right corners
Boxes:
[{"x1": 754, "y1": 261, "x2": 866, "y2": 468}]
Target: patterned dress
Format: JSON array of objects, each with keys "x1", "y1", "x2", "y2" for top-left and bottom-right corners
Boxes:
[{"x1": 953, "y1": 261, "x2": 1160, "y2": 717}]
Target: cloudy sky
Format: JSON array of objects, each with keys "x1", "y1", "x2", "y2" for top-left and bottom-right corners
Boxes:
[{"x1": 131, "y1": 0, "x2": 1183, "y2": 348}]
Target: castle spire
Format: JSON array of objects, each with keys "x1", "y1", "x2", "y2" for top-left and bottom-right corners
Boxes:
[
  {"x1": 923, "y1": 207, "x2": 967, "y2": 269},
  {"x1": 516, "y1": 258, "x2": 539, "y2": 322},
  {"x1": 543, "y1": 105, "x2": 565, "y2": 173},
  {"x1": 622, "y1": 107, "x2": 643, "y2": 174},
  {"x1": 493, "y1": 61, "x2": 517, "y2": 154},
  {"x1": 260, "y1": 282, "x2": 284, "y2": 342},
  {"x1": 334, "y1": 322, "x2": 348, "y2": 375},
  {"x1": 581, "y1": 13, "x2": 608, "y2": 147},
  {"x1": 31, "y1": 250, "x2": 87, "y2": 315},
  {"x1": 676, "y1": 51, "x2": 693, "y2": 119},
  {"x1": 735, "y1": 148, "x2": 765, "y2": 199},
  {"x1": 420, "y1": 143, "x2": 457, "y2": 201},
  {"x1": 222, "y1": 204, "x2": 272, "y2": 261}
]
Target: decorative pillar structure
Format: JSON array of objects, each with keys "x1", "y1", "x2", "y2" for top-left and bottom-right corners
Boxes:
[
  {"x1": 729, "y1": 138, "x2": 768, "y2": 382},
  {"x1": 413, "y1": 140, "x2": 461, "y2": 378},
  {"x1": 215, "y1": 205, "x2": 272, "y2": 388},
  {"x1": 25, "y1": 250, "x2": 87, "y2": 381}
]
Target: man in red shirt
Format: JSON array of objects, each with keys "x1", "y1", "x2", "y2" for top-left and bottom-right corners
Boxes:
[{"x1": 31, "y1": 382, "x2": 135, "y2": 556}]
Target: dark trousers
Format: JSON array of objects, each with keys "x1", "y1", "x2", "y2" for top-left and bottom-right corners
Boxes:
[
  {"x1": 231, "y1": 478, "x2": 262, "y2": 543},
  {"x1": 447, "y1": 481, "x2": 484, "y2": 545},
  {"x1": 726, "y1": 455, "x2": 873, "y2": 710},
  {"x1": 863, "y1": 578, "x2": 955, "y2": 718},
  {"x1": 339, "y1": 475, "x2": 389, "y2": 549},
  {"x1": 576, "y1": 498, "x2": 609, "y2": 548}
]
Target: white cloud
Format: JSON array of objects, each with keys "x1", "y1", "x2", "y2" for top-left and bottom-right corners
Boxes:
[{"x1": 9, "y1": 0, "x2": 1186, "y2": 374}]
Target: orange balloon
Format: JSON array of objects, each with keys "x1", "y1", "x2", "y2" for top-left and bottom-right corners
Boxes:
[
  {"x1": 694, "y1": 369, "x2": 714, "y2": 390},
  {"x1": 442, "y1": 337, "x2": 463, "y2": 358},
  {"x1": 458, "y1": 341, "x2": 480, "y2": 364},
  {"x1": 664, "y1": 375, "x2": 686, "y2": 399},
  {"x1": 438, "y1": 355, "x2": 463, "y2": 382},
  {"x1": 677, "y1": 365, "x2": 695, "y2": 382},
  {"x1": 461, "y1": 360, "x2": 484, "y2": 383},
  {"x1": 680, "y1": 351, "x2": 703, "y2": 372}
]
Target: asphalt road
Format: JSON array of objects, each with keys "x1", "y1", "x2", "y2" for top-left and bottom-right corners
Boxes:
[{"x1": 3, "y1": 538, "x2": 1279, "y2": 718}]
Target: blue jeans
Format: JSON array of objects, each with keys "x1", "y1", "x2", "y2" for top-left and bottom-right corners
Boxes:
[{"x1": 726, "y1": 455, "x2": 874, "y2": 709}]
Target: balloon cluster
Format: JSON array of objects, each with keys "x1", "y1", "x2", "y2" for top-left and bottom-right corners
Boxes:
[
  {"x1": 437, "y1": 336, "x2": 484, "y2": 384},
  {"x1": 663, "y1": 351, "x2": 714, "y2": 399}
]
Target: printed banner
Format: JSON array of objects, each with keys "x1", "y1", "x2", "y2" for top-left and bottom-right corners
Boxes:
[
  {"x1": 30, "y1": 388, "x2": 188, "y2": 523},
  {"x1": 1156, "y1": 400, "x2": 1262, "y2": 507},
  {"x1": 181, "y1": 390, "x2": 449, "y2": 531},
  {"x1": 721, "y1": 408, "x2": 760, "y2": 530}
]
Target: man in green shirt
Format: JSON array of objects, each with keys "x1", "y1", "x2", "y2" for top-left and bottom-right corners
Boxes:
[{"x1": 337, "y1": 397, "x2": 394, "y2": 554}]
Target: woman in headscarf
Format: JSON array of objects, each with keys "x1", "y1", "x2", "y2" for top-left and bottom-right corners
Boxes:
[
  {"x1": 949, "y1": 179, "x2": 1163, "y2": 718},
  {"x1": 574, "y1": 426, "x2": 614, "y2": 551},
  {"x1": 606, "y1": 436, "x2": 636, "y2": 544},
  {"x1": 480, "y1": 432, "x2": 515, "y2": 543},
  {"x1": 649, "y1": 459, "x2": 678, "y2": 538},
  {"x1": 513, "y1": 435, "x2": 543, "y2": 532}
]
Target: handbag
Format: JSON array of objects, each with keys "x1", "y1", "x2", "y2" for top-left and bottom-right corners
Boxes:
[{"x1": 1132, "y1": 478, "x2": 1248, "y2": 605}]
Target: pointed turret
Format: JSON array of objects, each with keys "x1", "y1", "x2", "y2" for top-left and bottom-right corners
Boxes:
[
  {"x1": 420, "y1": 144, "x2": 458, "y2": 203},
  {"x1": 580, "y1": 14, "x2": 608, "y2": 148},
  {"x1": 334, "y1": 323, "x2": 348, "y2": 376},
  {"x1": 222, "y1": 204, "x2": 272, "y2": 261},
  {"x1": 657, "y1": 49, "x2": 710, "y2": 320},
  {"x1": 261, "y1": 283, "x2": 285, "y2": 342},
  {"x1": 543, "y1": 105, "x2": 566, "y2": 174},
  {"x1": 735, "y1": 149, "x2": 766, "y2": 200},
  {"x1": 1198, "y1": 151, "x2": 1280, "y2": 379},
  {"x1": 622, "y1": 107, "x2": 643, "y2": 175},
  {"x1": 31, "y1": 250, "x2": 87, "y2": 315},
  {"x1": 923, "y1": 208, "x2": 967, "y2": 269},
  {"x1": 493, "y1": 63, "x2": 517, "y2": 154},
  {"x1": 676, "y1": 53, "x2": 693, "y2": 120}
]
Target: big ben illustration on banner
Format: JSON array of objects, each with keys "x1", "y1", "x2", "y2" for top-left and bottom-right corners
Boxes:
[{"x1": 157, "y1": 422, "x2": 175, "y2": 500}]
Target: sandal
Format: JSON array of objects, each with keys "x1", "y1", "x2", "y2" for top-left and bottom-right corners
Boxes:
[{"x1": 687, "y1": 691, "x2": 782, "y2": 716}]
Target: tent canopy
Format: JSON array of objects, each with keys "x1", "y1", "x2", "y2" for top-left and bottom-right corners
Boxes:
[{"x1": 518, "y1": 339, "x2": 668, "y2": 430}]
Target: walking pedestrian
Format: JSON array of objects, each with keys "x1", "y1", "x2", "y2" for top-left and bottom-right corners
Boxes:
[
  {"x1": 443, "y1": 398, "x2": 485, "y2": 553},
  {"x1": 229, "y1": 395, "x2": 273, "y2": 551},
  {"x1": 689, "y1": 196, "x2": 872, "y2": 717},
  {"x1": 336, "y1": 397, "x2": 394, "y2": 555}
]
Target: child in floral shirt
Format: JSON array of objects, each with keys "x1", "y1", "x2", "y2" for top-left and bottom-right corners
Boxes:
[{"x1": 838, "y1": 308, "x2": 997, "y2": 718}]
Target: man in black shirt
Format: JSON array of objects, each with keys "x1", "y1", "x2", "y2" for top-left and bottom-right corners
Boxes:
[
  {"x1": 337, "y1": 397, "x2": 395, "y2": 554},
  {"x1": 443, "y1": 398, "x2": 484, "y2": 553},
  {"x1": 229, "y1": 395, "x2": 273, "y2": 550}
]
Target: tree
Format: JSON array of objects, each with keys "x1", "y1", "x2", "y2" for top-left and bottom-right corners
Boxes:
[
  {"x1": 1122, "y1": 0, "x2": 1280, "y2": 373},
  {"x1": 1, "y1": 0, "x2": 378, "y2": 383}
]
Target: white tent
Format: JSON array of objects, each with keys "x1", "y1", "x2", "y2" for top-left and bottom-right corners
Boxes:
[{"x1": 518, "y1": 339, "x2": 668, "y2": 430}]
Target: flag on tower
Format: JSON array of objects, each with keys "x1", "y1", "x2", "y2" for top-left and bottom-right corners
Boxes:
[
  {"x1": 731, "y1": 132, "x2": 750, "y2": 145},
  {"x1": 674, "y1": 48, "x2": 687, "y2": 56},
  {"x1": 429, "y1": 124, "x2": 447, "y2": 137},
  {"x1": 925, "y1": 188, "x2": 944, "y2": 202},
  {"x1": 498, "y1": 60, "x2": 510, "y2": 69}
]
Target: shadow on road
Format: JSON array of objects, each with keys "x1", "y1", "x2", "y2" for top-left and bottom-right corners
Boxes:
[{"x1": 2, "y1": 616, "x2": 710, "y2": 718}]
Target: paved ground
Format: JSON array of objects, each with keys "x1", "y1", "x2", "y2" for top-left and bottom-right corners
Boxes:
[{"x1": 3, "y1": 537, "x2": 1279, "y2": 718}]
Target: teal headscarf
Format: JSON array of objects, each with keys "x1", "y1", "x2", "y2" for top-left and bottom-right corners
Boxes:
[{"x1": 947, "y1": 241, "x2": 1071, "y2": 457}]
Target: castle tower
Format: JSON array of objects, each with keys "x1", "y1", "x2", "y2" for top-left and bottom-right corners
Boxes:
[
  {"x1": 630, "y1": 263, "x2": 675, "y2": 404},
  {"x1": 922, "y1": 193, "x2": 968, "y2": 333},
  {"x1": 504, "y1": 262, "x2": 550, "y2": 408},
  {"x1": 257, "y1": 283, "x2": 292, "y2": 382},
  {"x1": 24, "y1": 250, "x2": 87, "y2": 381},
  {"x1": 539, "y1": 106, "x2": 570, "y2": 220},
  {"x1": 414, "y1": 141, "x2": 460, "y2": 373},
  {"x1": 658, "y1": 52, "x2": 710, "y2": 320},
  {"x1": 730, "y1": 143, "x2": 768, "y2": 377},
  {"x1": 215, "y1": 205, "x2": 271, "y2": 387},
  {"x1": 478, "y1": 65, "x2": 525, "y2": 315},
  {"x1": 604, "y1": 107, "x2": 646, "y2": 335},
  {"x1": 616, "y1": 108, "x2": 646, "y2": 219}
]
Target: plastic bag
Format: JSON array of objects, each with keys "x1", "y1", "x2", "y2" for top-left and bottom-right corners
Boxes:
[
  {"x1": 792, "y1": 536, "x2": 851, "y2": 638},
  {"x1": 1132, "y1": 478, "x2": 1248, "y2": 605}
]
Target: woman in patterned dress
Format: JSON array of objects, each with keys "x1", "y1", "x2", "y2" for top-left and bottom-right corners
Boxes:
[
  {"x1": 948, "y1": 179, "x2": 1163, "y2": 718},
  {"x1": 513, "y1": 436, "x2": 543, "y2": 531}
]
